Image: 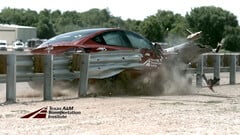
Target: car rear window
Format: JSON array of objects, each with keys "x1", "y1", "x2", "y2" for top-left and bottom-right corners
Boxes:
[{"x1": 39, "y1": 29, "x2": 103, "y2": 48}]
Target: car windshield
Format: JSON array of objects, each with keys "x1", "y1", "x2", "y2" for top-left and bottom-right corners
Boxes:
[
  {"x1": 0, "y1": 43, "x2": 6, "y2": 45},
  {"x1": 38, "y1": 28, "x2": 107, "y2": 48},
  {"x1": 125, "y1": 31, "x2": 153, "y2": 49}
]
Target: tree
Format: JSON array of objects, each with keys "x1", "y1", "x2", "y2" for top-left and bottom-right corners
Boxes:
[
  {"x1": 22, "y1": 9, "x2": 39, "y2": 26},
  {"x1": 139, "y1": 15, "x2": 164, "y2": 42},
  {"x1": 123, "y1": 19, "x2": 141, "y2": 33},
  {"x1": 223, "y1": 26, "x2": 240, "y2": 52},
  {"x1": 139, "y1": 10, "x2": 188, "y2": 43},
  {"x1": 79, "y1": 8, "x2": 111, "y2": 27},
  {"x1": 104, "y1": 16, "x2": 124, "y2": 28},
  {"x1": 0, "y1": 8, "x2": 38, "y2": 26},
  {"x1": 0, "y1": 8, "x2": 22, "y2": 24},
  {"x1": 224, "y1": 35, "x2": 240, "y2": 52},
  {"x1": 53, "y1": 10, "x2": 81, "y2": 34},
  {"x1": 165, "y1": 14, "x2": 189, "y2": 45},
  {"x1": 37, "y1": 16, "x2": 55, "y2": 39},
  {"x1": 186, "y1": 6, "x2": 238, "y2": 48}
]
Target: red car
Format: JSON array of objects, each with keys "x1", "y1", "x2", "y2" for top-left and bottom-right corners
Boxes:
[
  {"x1": 32, "y1": 28, "x2": 162, "y2": 64},
  {"x1": 32, "y1": 28, "x2": 153, "y2": 52},
  {"x1": 30, "y1": 28, "x2": 218, "y2": 94},
  {"x1": 31, "y1": 28, "x2": 210, "y2": 66}
]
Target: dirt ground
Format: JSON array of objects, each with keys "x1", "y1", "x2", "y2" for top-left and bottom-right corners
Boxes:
[{"x1": 0, "y1": 73, "x2": 240, "y2": 135}]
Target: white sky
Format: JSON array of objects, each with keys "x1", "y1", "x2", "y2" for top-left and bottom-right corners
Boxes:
[{"x1": 0, "y1": 0, "x2": 239, "y2": 22}]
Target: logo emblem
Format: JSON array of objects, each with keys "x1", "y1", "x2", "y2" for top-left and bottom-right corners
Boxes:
[{"x1": 21, "y1": 107, "x2": 48, "y2": 118}]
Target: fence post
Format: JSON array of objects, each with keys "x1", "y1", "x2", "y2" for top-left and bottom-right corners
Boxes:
[
  {"x1": 44, "y1": 54, "x2": 53, "y2": 100},
  {"x1": 6, "y1": 54, "x2": 16, "y2": 103},
  {"x1": 78, "y1": 53, "x2": 90, "y2": 97},
  {"x1": 229, "y1": 54, "x2": 236, "y2": 84},
  {"x1": 214, "y1": 55, "x2": 221, "y2": 85},
  {"x1": 196, "y1": 55, "x2": 204, "y2": 87}
]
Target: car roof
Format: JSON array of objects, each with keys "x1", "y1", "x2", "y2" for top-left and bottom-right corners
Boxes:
[
  {"x1": 67, "y1": 27, "x2": 119, "y2": 34},
  {"x1": 0, "y1": 40, "x2": 7, "y2": 43},
  {"x1": 40, "y1": 28, "x2": 120, "y2": 46}
]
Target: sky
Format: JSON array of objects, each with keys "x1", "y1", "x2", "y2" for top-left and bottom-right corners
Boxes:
[{"x1": 0, "y1": 0, "x2": 239, "y2": 22}]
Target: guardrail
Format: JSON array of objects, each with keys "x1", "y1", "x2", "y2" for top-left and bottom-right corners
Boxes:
[
  {"x1": 0, "y1": 50, "x2": 143, "y2": 103},
  {"x1": 194, "y1": 53, "x2": 240, "y2": 87},
  {"x1": 0, "y1": 51, "x2": 239, "y2": 103}
]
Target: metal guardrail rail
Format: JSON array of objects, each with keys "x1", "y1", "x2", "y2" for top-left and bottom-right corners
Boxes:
[
  {"x1": 0, "y1": 50, "x2": 144, "y2": 103},
  {"x1": 194, "y1": 53, "x2": 240, "y2": 87},
  {"x1": 0, "y1": 51, "x2": 239, "y2": 103},
  {"x1": 0, "y1": 50, "x2": 144, "y2": 82}
]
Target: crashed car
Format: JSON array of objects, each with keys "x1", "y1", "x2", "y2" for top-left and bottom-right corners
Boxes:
[
  {"x1": 31, "y1": 28, "x2": 216, "y2": 94},
  {"x1": 32, "y1": 28, "x2": 208, "y2": 65},
  {"x1": 32, "y1": 28, "x2": 157, "y2": 54}
]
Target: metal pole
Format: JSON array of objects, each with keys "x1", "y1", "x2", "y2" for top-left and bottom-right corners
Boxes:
[
  {"x1": 44, "y1": 54, "x2": 53, "y2": 100},
  {"x1": 6, "y1": 54, "x2": 16, "y2": 103},
  {"x1": 196, "y1": 55, "x2": 204, "y2": 87},
  {"x1": 214, "y1": 55, "x2": 221, "y2": 85},
  {"x1": 79, "y1": 53, "x2": 90, "y2": 97},
  {"x1": 229, "y1": 54, "x2": 236, "y2": 84}
]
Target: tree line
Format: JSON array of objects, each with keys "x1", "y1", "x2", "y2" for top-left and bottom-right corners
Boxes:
[{"x1": 0, "y1": 6, "x2": 240, "y2": 52}]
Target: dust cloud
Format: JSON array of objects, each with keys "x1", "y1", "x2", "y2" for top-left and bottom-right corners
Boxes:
[
  {"x1": 89, "y1": 61, "x2": 196, "y2": 96},
  {"x1": 11, "y1": 62, "x2": 196, "y2": 98},
  {"x1": 27, "y1": 81, "x2": 78, "y2": 97},
  {"x1": 145, "y1": 63, "x2": 196, "y2": 95}
]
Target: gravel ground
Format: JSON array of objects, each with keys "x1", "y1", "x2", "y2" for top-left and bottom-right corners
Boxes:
[{"x1": 0, "y1": 73, "x2": 240, "y2": 135}]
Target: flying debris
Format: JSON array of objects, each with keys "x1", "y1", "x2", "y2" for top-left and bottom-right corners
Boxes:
[
  {"x1": 186, "y1": 29, "x2": 202, "y2": 41},
  {"x1": 202, "y1": 74, "x2": 220, "y2": 92}
]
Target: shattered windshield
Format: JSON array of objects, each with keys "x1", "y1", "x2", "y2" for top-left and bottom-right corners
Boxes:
[{"x1": 38, "y1": 29, "x2": 104, "y2": 48}]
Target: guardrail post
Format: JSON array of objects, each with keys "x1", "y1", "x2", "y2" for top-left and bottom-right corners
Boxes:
[
  {"x1": 229, "y1": 54, "x2": 236, "y2": 84},
  {"x1": 78, "y1": 53, "x2": 90, "y2": 97},
  {"x1": 44, "y1": 54, "x2": 53, "y2": 100},
  {"x1": 214, "y1": 55, "x2": 221, "y2": 85},
  {"x1": 196, "y1": 55, "x2": 204, "y2": 87},
  {"x1": 6, "y1": 54, "x2": 16, "y2": 103}
]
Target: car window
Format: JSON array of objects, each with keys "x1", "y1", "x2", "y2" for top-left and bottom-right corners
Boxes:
[
  {"x1": 92, "y1": 36, "x2": 106, "y2": 44},
  {"x1": 101, "y1": 31, "x2": 131, "y2": 48},
  {"x1": 39, "y1": 29, "x2": 101, "y2": 48},
  {"x1": 16, "y1": 43, "x2": 23, "y2": 46},
  {"x1": 125, "y1": 31, "x2": 152, "y2": 49}
]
